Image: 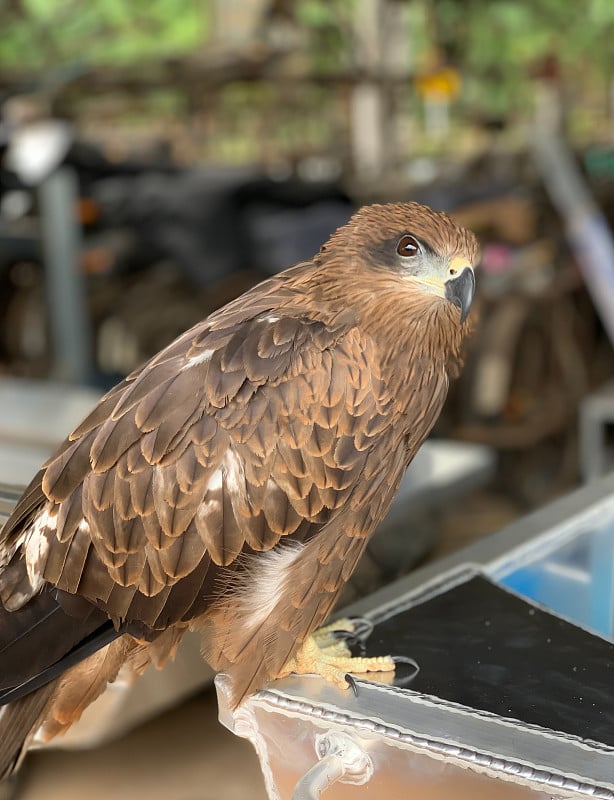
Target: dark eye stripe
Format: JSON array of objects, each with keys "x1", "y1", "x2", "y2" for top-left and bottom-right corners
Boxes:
[{"x1": 396, "y1": 234, "x2": 421, "y2": 257}]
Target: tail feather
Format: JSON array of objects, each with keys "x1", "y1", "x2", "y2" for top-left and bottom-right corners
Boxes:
[
  {"x1": 0, "y1": 682, "x2": 55, "y2": 780},
  {"x1": 0, "y1": 636, "x2": 151, "y2": 779},
  {"x1": 0, "y1": 586, "x2": 117, "y2": 700}
]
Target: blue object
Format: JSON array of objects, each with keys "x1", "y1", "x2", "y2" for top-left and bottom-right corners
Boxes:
[{"x1": 494, "y1": 521, "x2": 614, "y2": 640}]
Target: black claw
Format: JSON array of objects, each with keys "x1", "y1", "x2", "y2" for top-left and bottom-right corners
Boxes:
[
  {"x1": 346, "y1": 617, "x2": 375, "y2": 641},
  {"x1": 345, "y1": 673, "x2": 359, "y2": 696},
  {"x1": 332, "y1": 629, "x2": 367, "y2": 655},
  {"x1": 332, "y1": 630, "x2": 356, "y2": 642},
  {"x1": 391, "y1": 655, "x2": 420, "y2": 686},
  {"x1": 332, "y1": 618, "x2": 374, "y2": 654}
]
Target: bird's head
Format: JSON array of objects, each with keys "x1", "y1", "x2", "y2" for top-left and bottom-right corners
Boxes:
[{"x1": 318, "y1": 202, "x2": 479, "y2": 329}]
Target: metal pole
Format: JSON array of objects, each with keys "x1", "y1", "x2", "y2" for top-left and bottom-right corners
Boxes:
[
  {"x1": 533, "y1": 131, "x2": 614, "y2": 349},
  {"x1": 38, "y1": 166, "x2": 93, "y2": 384}
]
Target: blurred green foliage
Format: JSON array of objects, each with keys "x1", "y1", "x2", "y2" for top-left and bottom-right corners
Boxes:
[
  {"x1": 424, "y1": 0, "x2": 614, "y2": 121},
  {"x1": 0, "y1": 0, "x2": 208, "y2": 69},
  {"x1": 2, "y1": 0, "x2": 614, "y2": 78},
  {"x1": 1, "y1": 0, "x2": 614, "y2": 125}
]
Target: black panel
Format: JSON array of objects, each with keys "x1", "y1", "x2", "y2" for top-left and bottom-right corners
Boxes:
[{"x1": 365, "y1": 575, "x2": 614, "y2": 745}]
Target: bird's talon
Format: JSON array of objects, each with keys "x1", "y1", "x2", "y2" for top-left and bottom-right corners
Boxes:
[
  {"x1": 391, "y1": 655, "x2": 420, "y2": 686},
  {"x1": 279, "y1": 625, "x2": 397, "y2": 697}
]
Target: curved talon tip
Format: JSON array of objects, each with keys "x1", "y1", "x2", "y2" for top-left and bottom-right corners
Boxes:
[
  {"x1": 332, "y1": 630, "x2": 356, "y2": 641},
  {"x1": 391, "y1": 655, "x2": 420, "y2": 685},
  {"x1": 332, "y1": 630, "x2": 367, "y2": 655},
  {"x1": 345, "y1": 617, "x2": 375, "y2": 640},
  {"x1": 345, "y1": 673, "x2": 359, "y2": 696}
]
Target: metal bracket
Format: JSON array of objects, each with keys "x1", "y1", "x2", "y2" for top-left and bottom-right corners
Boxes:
[{"x1": 292, "y1": 731, "x2": 373, "y2": 800}]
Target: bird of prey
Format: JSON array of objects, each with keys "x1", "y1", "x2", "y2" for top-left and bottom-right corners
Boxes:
[{"x1": 0, "y1": 202, "x2": 477, "y2": 776}]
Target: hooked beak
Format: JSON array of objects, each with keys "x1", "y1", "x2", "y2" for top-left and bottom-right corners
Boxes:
[{"x1": 445, "y1": 266, "x2": 475, "y2": 323}]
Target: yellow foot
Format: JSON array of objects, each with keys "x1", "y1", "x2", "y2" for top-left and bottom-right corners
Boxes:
[{"x1": 279, "y1": 618, "x2": 396, "y2": 692}]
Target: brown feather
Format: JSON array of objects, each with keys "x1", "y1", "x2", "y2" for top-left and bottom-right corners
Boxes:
[
  {"x1": 89, "y1": 413, "x2": 141, "y2": 474},
  {"x1": 68, "y1": 379, "x2": 130, "y2": 438},
  {"x1": 42, "y1": 430, "x2": 96, "y2": 502},
  {"x1": 55, "y1": 486, "x2": 84, "y2": 544},
  {"x1": 59, "y1": 532, "x2": 94, "y2": 594}
]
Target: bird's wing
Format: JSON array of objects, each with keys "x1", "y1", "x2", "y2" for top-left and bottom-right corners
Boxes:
[{"x1": 0, "y1": 283, "x2": 396, "y2": 636}]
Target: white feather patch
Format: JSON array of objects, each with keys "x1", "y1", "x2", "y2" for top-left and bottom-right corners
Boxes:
[
  {"x1": 239, "y1": 543, "x2": 305, "y2": 630},
  {"x1": 207, "y1": 465, "x2": 223, "y2": 493},
  {"x1": 181, "y1": 348, "x2": 214, "y2": 371},
  {"x1": 23, "y1": 508, "x2": 57, "y2": 591},
  {"x1": 223, "y1": 448, "x2": 243, "y2": 494},
  {"x1": 203, "y1": 449, "x2": 244, "y2": 497}
]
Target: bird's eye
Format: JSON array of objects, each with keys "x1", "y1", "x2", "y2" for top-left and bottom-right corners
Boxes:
[{"x1": 396, "y1": 234, "x2": 421, "y2": 257}]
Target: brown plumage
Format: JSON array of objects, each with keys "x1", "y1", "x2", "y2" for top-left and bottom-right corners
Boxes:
[{"x1": 0, "y1": 202, "x2": 478, "y2": 775}]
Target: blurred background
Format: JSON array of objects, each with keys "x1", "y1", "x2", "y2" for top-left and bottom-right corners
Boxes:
[{"x1": 2, "y1": 0, "x2": 614, "y2": 797}]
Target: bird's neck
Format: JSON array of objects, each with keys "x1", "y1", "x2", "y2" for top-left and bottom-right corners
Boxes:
[
  {"x1": 363, "y1": 291, "x2": 459, "y2": 410},
  {"x1": 279, "y1": 263, "x2": 467, "y2": 411},
  {"x1": 304, "y1": 267, "x2": 465, "y2": 378}
]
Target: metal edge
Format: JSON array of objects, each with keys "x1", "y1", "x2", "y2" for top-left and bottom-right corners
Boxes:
[{"x1": 252, "y1": 683, "x2": 614, "y2": 797}]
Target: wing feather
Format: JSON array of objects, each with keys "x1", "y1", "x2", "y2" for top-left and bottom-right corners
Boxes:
[
  {"x1": 2, "y1": 291, "x2": 408, "y2": 635},
  {"x1": 55, "y1": 485, "x2": 84, "y2": 544}
]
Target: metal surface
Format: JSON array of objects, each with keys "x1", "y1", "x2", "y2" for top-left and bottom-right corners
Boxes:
[
  {"x1": 292, "y1": 733, "x2": 372, "y2": 800},
  {"x1": 255, "y1": 599, "x2": 614, "y2": 795},
  {"x1": 252, "y1": 682, "x2": 614, "y2": 797}
]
